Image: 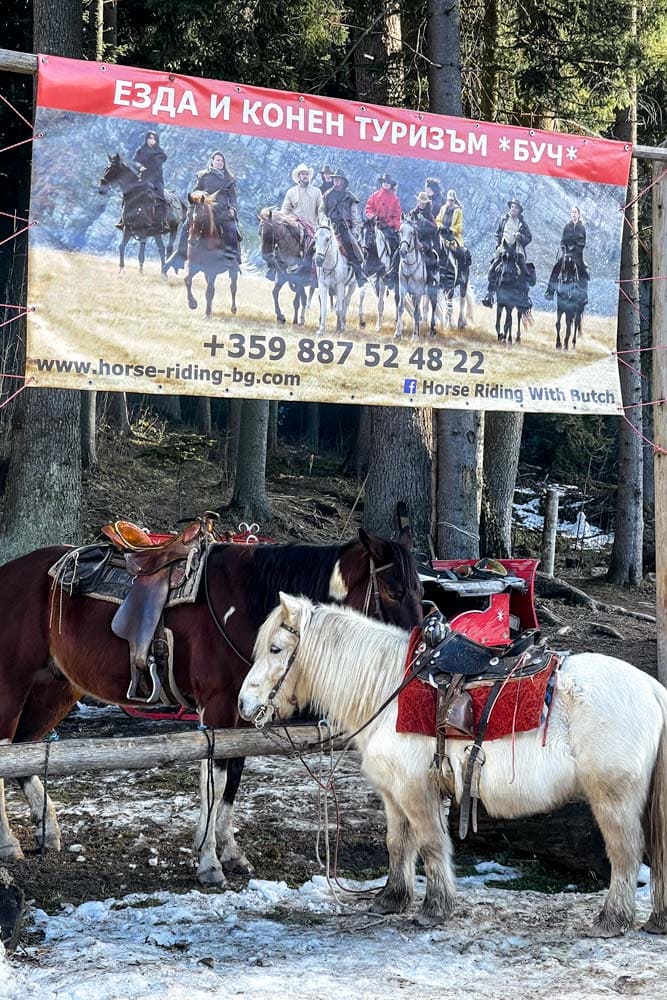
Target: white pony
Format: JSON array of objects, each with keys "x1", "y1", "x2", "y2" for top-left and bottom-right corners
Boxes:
[
  {"x1": 313, "y1": 223, "x2": 355, "y2": 335},
  {"x1": 239, "y1": 594, "x2": 667, "y2": 937}
]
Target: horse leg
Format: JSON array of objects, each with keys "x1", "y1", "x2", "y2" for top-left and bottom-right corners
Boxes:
[
  {"x1": 229, "y1": 269, "x2": 238, "y2": 315},
  {"x1": 370, "y1": 790, "x2": 416, "y2": 915},
  {"x1": 118, "y1": 231, "x2": 130, "y2": 274},
  {"x1": 404, "y1": 785, "x2": 456, "y2": 924},
  {"x1": 195, "y1": 758, "x2": 228, "y2": 886},
  {"x1": 585, "y1": 789, "x2": 644, "y2": 936},
  {"x1": 429, "y1": 289, "x2": 438, "y2": 337},
  {"x1": 138, "y1": 239, "x2": 147, "y2": 275},
  {"x1": 273, "y1": 277, "x2": 286, "y2": 324},
  {"x1": 317, "y1": 281, "x2": 328, "y2": 337},
  {"x1": 0, "y1": 773, "x2": 23, "y2": 861},
  {"x1": 358, "y1": 285, "x2": 366, "y2": 329},
  {"x1": 394, "y1": 292, "x2": 404, "y2": 340},
  {"x1": 376, "y1": 279, "x2": 384, "y2": 333},
  {"x1": 185, "y1": 267, "x2": 198, "y2": 310},
  {"x1": 495, "y1": 304, "x2": 504, "y2": 343},
  {"x1": 516, "y1": 309, "x2": 522, "y2": 344},
  {"x1": 215, "y1": 757, "x2": 254, "y2": 876},
  {"x1": 205, "y1": 273, "x2": 216, "y2": 319},
  {"x1": 412, "y1": 294, "x2": 421, "y2": 341},
  {"x1": 555, "y1": 311, "x2": 563, "y2": 350},
  {"x1": 154, "y1": 234, "x2": 167, "y2": 277},
  {"x1": 335, "y1": 280, "x2": 346, "y2": 333}
]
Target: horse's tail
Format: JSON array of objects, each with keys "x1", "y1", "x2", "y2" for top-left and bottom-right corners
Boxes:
[{"x1": 646, "y1": 683, "x2": 667, "y2": 927}]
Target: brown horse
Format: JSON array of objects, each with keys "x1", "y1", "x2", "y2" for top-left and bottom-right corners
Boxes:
[
  {"x1": 0, "y1": 530, "x2": 423, "y2": 886},
  {"x1": 258, "y1": 208, "x2": 316, "y2": 326},
  {"x1": 184, "y1": 191, "x2": 239, "y2": 318}
]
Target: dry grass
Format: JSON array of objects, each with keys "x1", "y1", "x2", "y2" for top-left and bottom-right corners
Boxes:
[{"x1": 27, "y1": 248, "x2": 620, "y2": 413}]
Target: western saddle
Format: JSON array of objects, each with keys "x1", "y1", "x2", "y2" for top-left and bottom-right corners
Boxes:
[
  {"x1": 99, "y1": 513, "x2": 219, "y2": 703},
  {"x1": 410, "y1": 609, "x2": 556, "y2": 839}
]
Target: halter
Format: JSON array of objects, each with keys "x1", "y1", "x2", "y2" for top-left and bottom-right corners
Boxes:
[
  {"x1": 398, "y1": 224, "x2": 423, "y2": 280},
  {"x1": 314, "y1": 226, "x2": 339, "y2": 276},
  {"x1": 252, "y1": 621, "x2": 301, "y2": 729}
]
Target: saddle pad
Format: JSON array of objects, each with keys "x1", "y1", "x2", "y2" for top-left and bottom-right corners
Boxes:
[
  {"x1": 48, "y1": 544, "x2": 206, "y2": 608},
  {"x1": 396, "y1": 654, "x2": 560, "y2": 741}
]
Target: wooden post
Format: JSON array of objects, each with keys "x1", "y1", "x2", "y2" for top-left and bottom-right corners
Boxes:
[
  {"x1": 541, "y1": 487, "x2": 559, "y2": 578},
  {"x1": 653, "y1": 161, "x2": 667, "y2": 685}
]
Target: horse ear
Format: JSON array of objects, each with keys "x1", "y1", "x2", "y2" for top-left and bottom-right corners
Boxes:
[
  {"x1": 107, "y1": 153, "x2": 113, "y2": 161},
  {"x1": 397, "y1": 526, "x2": 413, "y2": 551},
  {"x1": 358, "y1": 527, "x2": 385, "y2": 563},
  {"x1": 279, "y1": 591, "x2": 303, "y2": 623},
  {"x1": 187, "y1": 192, "x2": 196, "y2": 204}
]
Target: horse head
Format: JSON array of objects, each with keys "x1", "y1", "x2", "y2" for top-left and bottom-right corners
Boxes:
[
  {"x1": 558, "y1": 245, "x2": 580, "y2": 286},
  {"x1": 187, "y1": 190, "x2": 217, "y2": 241},
  {"x1": 98, "y1": 153, "x2": 124, "y2": 194},
  {"x1": 238, "y1": 592, "x2": 314, "y2": 728},
  {"x1": 314, "y1": 224, "x2": 333, "y2": 266},
  {"x1": 399, "y1": 217, "x2": 416, "y2": 258},
  {"x1": 336, "y1": 527, "x2": 423, "y2": 629}
]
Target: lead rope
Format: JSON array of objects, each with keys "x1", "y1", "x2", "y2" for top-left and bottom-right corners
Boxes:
[{"x1": 196, "y1": 726, "x2": 216, "y2": 853}]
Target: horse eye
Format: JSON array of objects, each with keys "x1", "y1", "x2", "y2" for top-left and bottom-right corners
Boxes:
[{"x1": 269, "y1": 645, "x2": 281, "y2": 655}]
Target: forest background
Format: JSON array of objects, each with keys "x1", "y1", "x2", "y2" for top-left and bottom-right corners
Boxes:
[{"x1": 1, "y1": 0, "x2": 666, "y2": 586}]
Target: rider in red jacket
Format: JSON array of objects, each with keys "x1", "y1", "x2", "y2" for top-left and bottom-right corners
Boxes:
[{"x1": 365, "y1": 172, "x2": 402, "y2": 286}]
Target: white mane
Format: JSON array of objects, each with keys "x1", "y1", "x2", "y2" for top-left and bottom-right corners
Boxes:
[{"x1": 293, "y1": 602, "x2": 409, "y2": 734}]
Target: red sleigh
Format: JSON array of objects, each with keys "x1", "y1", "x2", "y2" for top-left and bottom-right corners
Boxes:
[{"x1": 421, "y1": 558, "x2": 540, "y2": 647}]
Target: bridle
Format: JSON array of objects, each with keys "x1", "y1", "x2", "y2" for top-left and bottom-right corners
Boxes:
[
  {"x1": 252, "y1": 621, "x2": 301, "y2": 728},
  {"x1": 398, "y1": 223, "x2": 424, "y2": 280},
  {"x1": 314, "y1": 225, "x2": 339, "y2": 275},
  {"x1": 362, "y1": 556, "x2": 395, "y2": 620}
]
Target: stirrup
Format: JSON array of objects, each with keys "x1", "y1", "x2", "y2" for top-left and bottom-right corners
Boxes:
[{"x1": 126, "y1": 658, "x2": 162, "y2": 704}]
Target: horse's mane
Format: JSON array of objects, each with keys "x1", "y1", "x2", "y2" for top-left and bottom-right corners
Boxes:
[
  {"x1": 256, "y1": 599, "x2": 408, "y2": 733},
  {"x1": 220, "y1": 540, "x2": 347, "y2": 627},
  {"x1": 190, "y1": 189, "x2": 217, "y2": 206}
]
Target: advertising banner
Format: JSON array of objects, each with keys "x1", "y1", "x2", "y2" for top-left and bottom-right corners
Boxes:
[{"x1": 26, "y1": 55, "x2": 632, "y2": 413}]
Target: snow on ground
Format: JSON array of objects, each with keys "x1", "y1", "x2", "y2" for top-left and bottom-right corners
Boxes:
[{"x1": 2, "y1": 872, "x2": 666, "y2": 1000}]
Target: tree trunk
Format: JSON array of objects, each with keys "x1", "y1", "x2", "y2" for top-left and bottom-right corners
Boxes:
[
  {"x1": 229, "y1": 399, "x2": 272, "y2": 523},
  {"x1": 305, "y1": 403, "x2": 319, "y2": 454},
  {"x1": 224, "y1": 398, "x2": 243, "y2": 494},
  {"x1": 149, "y1": 394, "x2": 181, "y2": 422},
  {"x1": 80, "y1": 391, "x2": 98, "y2": 469},
  {"x1": 86, "y1": 0, "x2": 103, "y2": 60},
  {"x1": 356, "y1": 5, "x2": 433, "y2": 553},
  {"x1": 267, "y1": 401, "x2": 279, "y2": 456},
  {"x1": 103, "y1": 0, "x2": 117, "y2": 50},
  {"x1": 608, "y1": 70, "x2": 643, "y2": 586},
  {"x1": 365, "y1": 407, "x2": 434, "y2": 560},
  {"x1": 197, "y1": 397, "x2": 212, "y2": 438},
  {"x1": 429, "y1": 0, "x2": 482, "y2": 560},
  {"x1": 0, "y1": 0, "x2": 83, "y2": 564},
  {"x1": 480, "y1": 412, "x2": 523, "y2": 557},
  {"x1": 106, "y1": 390, "x2": 130, "y2": 436},
  {"x1": 479, "y1": 0, "x2": 498, "y2": 122}
]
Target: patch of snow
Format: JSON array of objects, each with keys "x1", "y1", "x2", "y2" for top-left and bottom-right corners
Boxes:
[{"x1": 3, "y1": 875, "x2": 666, "y2": 1000}]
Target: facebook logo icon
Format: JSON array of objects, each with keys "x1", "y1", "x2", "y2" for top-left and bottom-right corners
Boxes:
[{"x1": 403, "y1": 378, "x2": 417, "y2": 394}]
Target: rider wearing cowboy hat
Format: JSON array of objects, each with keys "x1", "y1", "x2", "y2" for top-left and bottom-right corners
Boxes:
[
  {"x1": 409, "y1": 191, "x2": 439, "y2": 286},
  {"x1": 319, "y1": 163, "x2": 334, "y2": 196},
  {"x1": 481, "y1": 197, "x2": 532, "y2": 308},
  {"x1": 364, "y1": 172, "x2": 402, "y2": 284},
  {"x1": 323, "y1": 168, "x2": 367, "y2": 287},
  {"x1": 279, "y1": 163, "x2": 327, "y2": 272}
]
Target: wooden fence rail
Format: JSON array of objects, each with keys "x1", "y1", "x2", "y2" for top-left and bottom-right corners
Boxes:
[{"x1": 0, "y1": 726, "x2": 346, "y2": 780}]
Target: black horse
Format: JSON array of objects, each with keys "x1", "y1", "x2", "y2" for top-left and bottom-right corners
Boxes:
[
  {"x1": 555, "y1": 246, "x2": 587, "y2": 351},
  {"x1": 98, "y1": 154, "x2": 186, "y2": 274},
  {"x1": 494, "y1": 240, "x2": 533, "y2": 345},
  {"x1": 258, "y1": 208, "x2": 315, "y2": 326},
  {"x1": 184, "y1": 192, "x2": 239, "y2": 318}
]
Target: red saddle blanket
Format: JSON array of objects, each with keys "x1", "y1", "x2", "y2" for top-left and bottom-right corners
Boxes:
[{"x1": 397, "y1": 631, "x2": 559, "y2": 741}]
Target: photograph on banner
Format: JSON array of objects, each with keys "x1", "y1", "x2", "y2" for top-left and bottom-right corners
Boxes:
[{"x1": 26, "y1": 56, "x2": 631, "y2": 414}]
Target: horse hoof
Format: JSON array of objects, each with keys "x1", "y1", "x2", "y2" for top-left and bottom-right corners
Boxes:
[
  {"x1": 197, "y1": 864, "x2": 227, "y2": 888},
  {"x1": 0, "y1": 840, "x2": 24, "y2": 863},
  {"x1": 369, "y1": 892, "x2": 409, "y2": 916},
  {"x1": 221, "y1": 857, "x2": 255, "y2": 877},
  {"x1": 643, "y1": 913, "x2": 667, "y2": 935},
  {"x1": 588, "y1": 913, "x2": 630, "y2": 938},
  {"x1": 276, "y1": 315, "x2": 286, "y2": 325},
  {"x1": 231, "y1": 306, "x2": 237, "y2": 315},
  {"x1": 188, "y1": 301, "x2": 197, "y2": 311}
]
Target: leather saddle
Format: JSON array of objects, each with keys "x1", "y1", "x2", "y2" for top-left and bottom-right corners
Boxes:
[
  {"x1": 100, "y1": 514, "x2": 216, "y2": 703},
  {"x1": 411, "y1": 610, "x2": 554, "y2": 839}
]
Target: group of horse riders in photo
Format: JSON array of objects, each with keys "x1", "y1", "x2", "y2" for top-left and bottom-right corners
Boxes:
[{"x1": 118, "y1": 130, "x2": 591, "y2": 324}]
